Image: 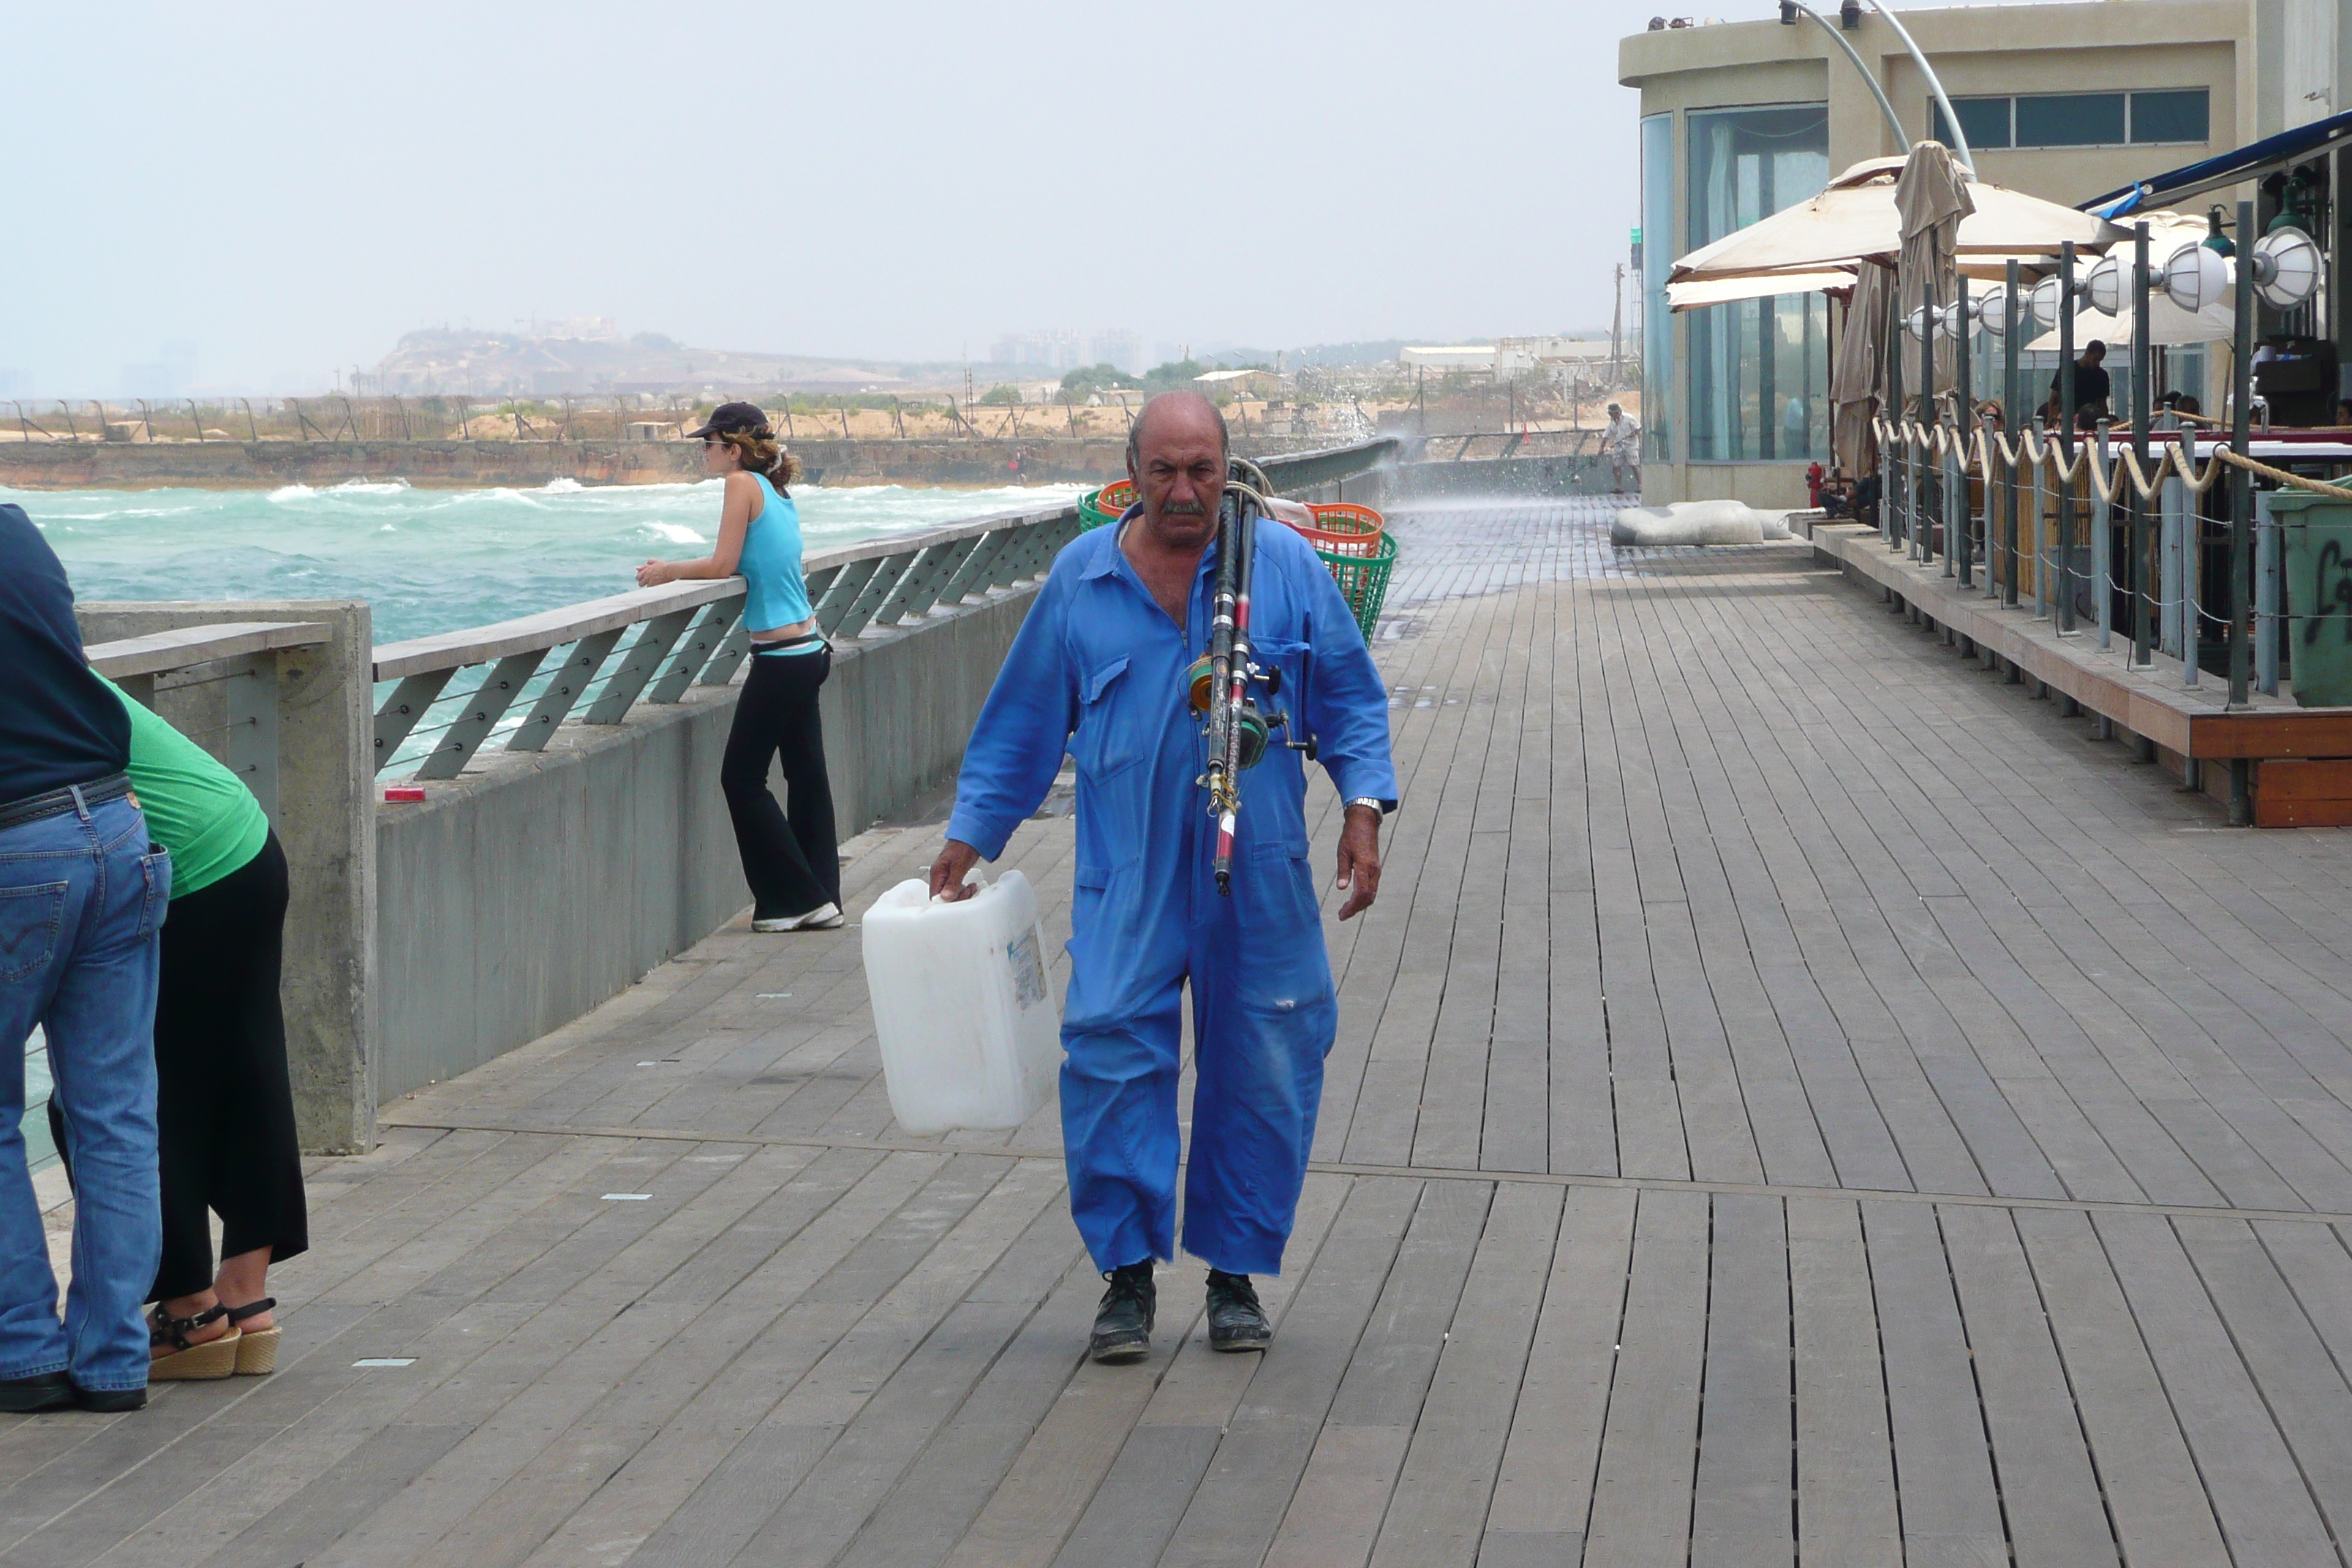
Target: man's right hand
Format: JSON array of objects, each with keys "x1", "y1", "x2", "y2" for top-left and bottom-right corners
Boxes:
[{"x1": 929, "y1": 839, "x2": 982, "y2": 902}]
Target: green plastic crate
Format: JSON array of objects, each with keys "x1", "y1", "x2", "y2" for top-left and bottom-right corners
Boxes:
[{"x1": 1316, "y1": 532, "x2": 1398, "y2": 643}]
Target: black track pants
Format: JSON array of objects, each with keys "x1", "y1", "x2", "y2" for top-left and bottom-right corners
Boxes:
[{"x1": 721, "y1": 647, "x2": 841, "y2": 920}]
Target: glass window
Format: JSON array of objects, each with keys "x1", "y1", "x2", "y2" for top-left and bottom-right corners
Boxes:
[
  {"x1": 2013, "y1": 92, "x2": 2127, "y2": 148},
  {"x1": 1641, "y1": 113, "x2": 1674, "y2": 464},
  {"x1": 2130, "y1": 88, "x2": 2209, "y2": 144},
  {"x1": 1685, "y1": 104, "x2": 1831, "y2": 462},
  {"x1": 1932, "y1": 95, "x2": 2013, "y2": 151}
]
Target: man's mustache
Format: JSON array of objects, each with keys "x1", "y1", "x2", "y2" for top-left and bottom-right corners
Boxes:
[{"x1": 1161, "y1": 501, "x2": 1209, "y2": 517}]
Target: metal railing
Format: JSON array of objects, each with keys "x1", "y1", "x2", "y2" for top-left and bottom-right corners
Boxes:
[
  {"x1": 370, "y1": 503, "x2": 1082, "y2": 779},
  {"x1": 86, "y1": 619, "x2": 331, "y2": 817},
  {"x1": 366, "y1": 437, "x2": 1398, "y2": 781}
]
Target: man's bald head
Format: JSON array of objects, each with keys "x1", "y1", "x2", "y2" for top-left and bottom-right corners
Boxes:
[{"x1": 1127, "y1": 391, "x2": 1229, "y2": 472}]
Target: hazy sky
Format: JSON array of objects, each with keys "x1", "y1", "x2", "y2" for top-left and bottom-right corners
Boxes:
[{"x1": 2, "y1": 1, "x2": 1651, "y2": 394}]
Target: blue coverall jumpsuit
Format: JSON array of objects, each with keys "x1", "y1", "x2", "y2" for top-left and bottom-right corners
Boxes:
[{"x1": 946, "y1": 515, "x2": 1397, "y2": 1277}]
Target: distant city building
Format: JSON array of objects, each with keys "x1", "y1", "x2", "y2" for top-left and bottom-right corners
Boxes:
[
  {"x1": 1086, "y1": 330, "x2": 1142, "y2": 375},
  {"x1": 989, "y1": 330, "x2": 1085, "y2": 369},
  {"x1": 1398, "y1": 346, "x2": 1499, "y2": 372},
  {"x1": 118, "y1": 344, "x2": 197, "y2": 398}
]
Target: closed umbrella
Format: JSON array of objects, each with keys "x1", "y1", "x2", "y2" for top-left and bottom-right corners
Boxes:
[{"x1": 1894, "y1": 141, "x2": 1972, "y2": 403}]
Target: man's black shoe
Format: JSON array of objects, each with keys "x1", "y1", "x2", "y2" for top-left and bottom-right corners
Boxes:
[
  {"x1": 1089, "y1": 1262, "x2": 1156, "y2": 1364},
  {"x1": 1205, "y1": 1270, "x2": 1271, "y2": 1352},
  {"x1": 0, "y1": 1371, "x2": 76, "y2": 1414},
  {"x1": 74, "y1": 1384, "x2": 146, "y2": 1413}
]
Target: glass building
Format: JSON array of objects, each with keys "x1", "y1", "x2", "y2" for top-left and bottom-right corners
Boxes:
[{"x1": 1621, "y1": 0, "x2": 2251, "y2": 508}]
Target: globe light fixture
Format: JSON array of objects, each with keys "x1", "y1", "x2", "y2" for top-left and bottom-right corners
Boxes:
[
  {"x1": 2084, "y1": 252, "x2": 2126, "y2": 317},
  {"x1": 1903, "y1": 305, "x2": 1935, "y2": 342},
  {"x1": 2250, "y1": 226, "x2": 2323, "y2": 309},
  {"x1": 2029, "y1": 273, "x2": 2073, "y2": 328},
  {"x1": 1978, "y1": 286, "x2": 2031, "y2": 337},
  {"x1": 2161, "y1": 240, "x2": 2232, "y2": 313},
  {"x1": 1937, "y1": 298, "x2": 1975, "y2": 339}
]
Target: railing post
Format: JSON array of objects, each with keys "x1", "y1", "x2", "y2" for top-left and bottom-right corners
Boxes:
[
  {"x1": 508, "y1": 628, "x2": 625, "y2": 752},
  {"x1": 414, "y1": 650, "x2": 550, "y2": 780},
  {"x1": 581, "y1": 608, "x2": 698, "y2": 723}
]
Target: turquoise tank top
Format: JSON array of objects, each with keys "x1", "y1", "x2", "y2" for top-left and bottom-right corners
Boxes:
[{"x1": 738, "y1": 473, "x2": 815, "y2": 641}]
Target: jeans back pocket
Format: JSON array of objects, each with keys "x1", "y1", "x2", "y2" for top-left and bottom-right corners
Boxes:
[{"x1": 0, "y1": 881, "x2": 69, "y2": 984}]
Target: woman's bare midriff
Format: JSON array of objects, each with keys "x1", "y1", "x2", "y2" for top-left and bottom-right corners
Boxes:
[{"x1": 750, "y1": 617, "x2": 818, "y2": 646}]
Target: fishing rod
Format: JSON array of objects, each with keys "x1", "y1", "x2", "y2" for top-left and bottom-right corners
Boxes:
[{"x1": 1189, "y1": 460, "x2": 1313, "y2": 894}]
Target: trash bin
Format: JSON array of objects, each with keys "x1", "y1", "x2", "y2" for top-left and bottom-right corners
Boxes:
[{"x1": 2272, "y1": 488, "x2": 2352, "y2": 708}]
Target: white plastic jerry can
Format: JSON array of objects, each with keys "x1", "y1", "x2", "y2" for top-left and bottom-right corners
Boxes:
[{"x1": 861, "y1": 870, "x2": 1063, "y2": 1135}]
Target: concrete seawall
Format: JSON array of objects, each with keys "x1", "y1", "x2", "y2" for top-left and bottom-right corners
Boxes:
[
  {"x1": 374, "y1": 582, "x2": 1036, "y2": 1097},
  {"x1": 1, "y1": 434, "x2": 1331, "y2": 491}
]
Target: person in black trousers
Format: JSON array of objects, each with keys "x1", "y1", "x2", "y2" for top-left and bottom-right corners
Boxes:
[{"x1": 639, "y1": 402, "x2": 843, "y2": 930}]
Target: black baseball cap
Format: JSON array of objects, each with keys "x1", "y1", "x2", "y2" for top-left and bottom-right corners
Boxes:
[{"x1": 685, "y1": 400, "x2": 770, "y2": 439}]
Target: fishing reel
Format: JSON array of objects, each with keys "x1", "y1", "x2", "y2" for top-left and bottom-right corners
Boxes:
[{"x1": 1185, "y1": 653, "x2": 1278, "y2": 768}]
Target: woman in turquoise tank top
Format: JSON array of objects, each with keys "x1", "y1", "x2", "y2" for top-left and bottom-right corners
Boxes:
[{"x1": 636, "y1": 402, "x2": 841, "y2": 930}]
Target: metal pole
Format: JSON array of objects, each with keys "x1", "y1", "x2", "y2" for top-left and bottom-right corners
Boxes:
[
  {"x1": 2095, "y1": 418, "x2": 2113, "y2": 648},
  {"x1": 2002, "y1": 260, "x2": 2022, "y2": 607},
  {"x1": 2058, "y1": 243, "x2": 2078, "y2": 633},
  {"x1": 1917, "y1": 273, "x2": 1935, "y2": 562},
  {"x1": 1786, "y1": 4, "x2": 1907, "y2": 151},
  {"x1": 1865, "y1": 0, "x2": 1975, "y2": 173},
  {"x1": 2130, "y1": 221, "x2": 2153, "y2": 667},
  {"x1": 1950, "y1": 274, "x2": 1967, "y2": 578},
  {"x1": 2226, "y1": 200, "x2": 2257, "y2": 716},
  {"x1": 1885, "y1": 278, "x2": 1904, "y2": 549}
]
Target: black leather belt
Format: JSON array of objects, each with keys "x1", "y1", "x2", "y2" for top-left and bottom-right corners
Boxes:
[{"x1": 0, "y1": 773, "x2": 132, "y2": 834}]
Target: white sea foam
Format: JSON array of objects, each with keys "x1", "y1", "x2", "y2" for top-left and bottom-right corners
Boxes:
[
  {"x1": 647, "y1": 521, "x2": 706, "y2": 544},
  {"x1": 542, "y1": 478, "x2": 584, "y2": 494},
  {"x1": 268, "y1": 484, "x2": 315, "y2": 502},
  {"x1": 329, "y1": 480, "x2": 411, "y2": 494}
]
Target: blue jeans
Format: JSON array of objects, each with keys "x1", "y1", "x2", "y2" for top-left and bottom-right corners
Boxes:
[{"x1": 0, "y1": 794, "x2": 167, "y2": 1392}]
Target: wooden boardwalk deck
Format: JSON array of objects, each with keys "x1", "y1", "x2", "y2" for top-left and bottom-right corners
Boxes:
[{"x1": 14, "y1": 497, "x2": 2352, "y2": 1566}]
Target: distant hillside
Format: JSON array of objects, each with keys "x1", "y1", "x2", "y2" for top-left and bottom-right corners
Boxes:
[{"x1": 368, "y1": 328, "x2": 960, "y2": 397}]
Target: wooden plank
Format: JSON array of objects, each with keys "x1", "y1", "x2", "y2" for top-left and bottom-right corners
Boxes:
[
  {"x1": 1480, "y1": 1186, "x2": 1637, "y2": 1567},
  {"x1": 1044, "y1": 1172, "x2": 1349, "y2": 1568},
  {"x1": 1787, "y1": 1198, "x2": 1899, "y2": 1568},
  {"x1": 1690, "y1": 1194, "x2": 1791, "y2": 1568},
  {"x1": 1156, "y1": 1177, "x2": 1421, "y2": 1568},
  {"x1": 1262, "y1": 1180, "x2": 1490, "y2": 1568},
  {"x1": 2012, "y1": 1207, "x2": 2231, "y2": 1568},
  {"x1": 83, "y1": 619, "x2": 330, "y2": 677},
  {"x1": 1937, "y1": 1205, "x2": 2118, "y2": 1567},
  {"x1": 2253, "y1": 757, "x2": 2352, "y2": 802},
  {"x1": 1365, "y1": 1182, "x2": 1563, "y2": 1568},
  {"x1": 2174, "y1": 1217, "x2": 2352, "y2": 1551},
  {"x1": 2092, "y1": 1211, "x2": 2339, "y2": 1568},
  {"x1": 1862, "y1": 1200, "x2": 2008, "y2": 1568},
  {"x1": 1580, "y1": 1188, "x2": 1708, "y2": 1568}
]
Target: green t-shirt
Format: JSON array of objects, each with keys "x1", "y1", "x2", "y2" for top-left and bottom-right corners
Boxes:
[{"x1": 99, "y1": 674, "x2": 269, "y2": 899}]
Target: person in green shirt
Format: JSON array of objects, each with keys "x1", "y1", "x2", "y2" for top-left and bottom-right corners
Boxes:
[{"x1": 50, "y1": 679, "x2": 307, "y2": 1379}]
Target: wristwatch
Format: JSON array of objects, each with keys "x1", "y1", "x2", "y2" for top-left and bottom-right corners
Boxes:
[{"x1": 1344, "y1": 796, "x2": 1392, "y2": 817}]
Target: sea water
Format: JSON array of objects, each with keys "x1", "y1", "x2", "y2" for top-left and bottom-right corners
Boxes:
[
  {"x1": 15, "y1": 475, "x2": 1088, "y2": 644},
  {"x1": 12, "y1": 474, "x2": 1091, "y2": 1170}
]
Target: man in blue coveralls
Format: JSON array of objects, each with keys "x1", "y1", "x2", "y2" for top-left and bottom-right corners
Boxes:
[{"x1": 930, "y1": 391, "x2": 1397, "y2": 1362}]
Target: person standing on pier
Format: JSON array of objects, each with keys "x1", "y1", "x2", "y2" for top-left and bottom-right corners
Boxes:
[
  {"x1": 1602, "y1": 402, "x2": 1640, "y2": 494},
  {"x1": 638, "y1": 402, "x2": 843, "y2": 932},
  {"x1": 929, "y1": 391, "x2": 1397, "y2": 1362},
  {"x1": 0, "y1": 503, "x2": 168, "y2": 1414}
]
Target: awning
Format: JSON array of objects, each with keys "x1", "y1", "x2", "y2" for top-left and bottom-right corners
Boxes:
[
  {"x1": 2083, "y1": 109, "x2": 2352, "y2": 219},
  {"x1": 1668, "y1": 268, "x2": 1855, "y2": 311},
  {"x1": 1670, "y1": 155, "x2": 2125, "y2": 284}
]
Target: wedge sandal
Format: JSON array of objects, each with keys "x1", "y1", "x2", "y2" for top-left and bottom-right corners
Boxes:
[
  {"x1": 148, "y1": 1304, "x2": 239, "y2": 1382},
  {"x1": 225, "y1": 1298, "x2": 280, "y2": 1376}
]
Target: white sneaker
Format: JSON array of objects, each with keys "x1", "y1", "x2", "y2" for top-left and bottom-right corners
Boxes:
[{"x1": 753, "y1": 902, "x2": 842, "y2": 933}]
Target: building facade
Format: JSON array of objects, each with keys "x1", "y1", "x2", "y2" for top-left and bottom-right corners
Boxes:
[{"x1": 1621, "y1": 0, "x2": 2274, "y2": 508}]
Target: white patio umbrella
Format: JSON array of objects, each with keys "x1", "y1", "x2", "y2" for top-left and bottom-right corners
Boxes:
[{"x1": 1667, "y1": 154, "x2": 2127, "y2": 284}]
